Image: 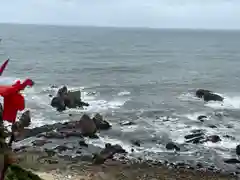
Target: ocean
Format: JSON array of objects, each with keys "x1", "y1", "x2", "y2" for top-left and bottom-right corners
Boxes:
[{"x1": 1, "y1": 23, "x2": 240, "y2": 170}]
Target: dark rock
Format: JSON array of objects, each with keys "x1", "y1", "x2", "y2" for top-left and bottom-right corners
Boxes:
[
  {"x1": 186, "y1": 136, "x2": 205, "y2": 144},
  {"x1": 40, "y1": 131, "x2": 65, "y2": 139},
  {"x1": 79, "y1": 140, "x2": 88, "y2": 147},
  {"x1": 131, "y1": 140, "x2": 141, "y2": 147},
  {"x1": 13, "y1": 146, "x2": 29, "y2": 153},
  {"x1": 208, "y1": 125, "x2": 217, "y2": 129},
  {"x1": 223, "y1": 135, "x2": 235, "y2": 140},
  {"x1": 207, "y1": 135, "x2": 221, "y2": 143},
  {"x1": 92, "y1": 113, "x2": 111, "y2": 130},
  {"x1": 32, "y1": 139, "x2": 51, "y2": 146},
  {"x1": 236, "y1": 145, "x2": 240, "y2": 156},
  {"x1": 191, "y1": 129, "x2": 204, "y2": 134},
  {"x1": 197, "y1": 115, "x2": 207, "y2": 122},
  {"x1": 196, "y1": 89, "x2": 212, "y2": 98},
  {"x1": 120, "y1": 121, "x2": 135, "y2": 126},
  {"x1": 93, "y1": 143, "x2": 126, "y2": 164},
  {"x1": 196, "y1": 89, "x2": 224, "y2": 102},
  {"x1": 54, "y1": 145, "x2": 71, "y2": 152},
  {"x1": 79, "y1": 114, "x2": 97, "y2": 136},
  {"x1": 166, "y1": 142, "x2": 180, "y2": 151},
  {"x1": 185, "y1": 132, "x2": 204, "y2": 140},
  {"x1": 45, "y1": 159, "x2": 58, "y2": 164},
  {"x1": 224, "y1": 158, "x2": 240, "y2": 164},
  {"x1": 44, "y1": 149, "x2": 56, "y2": 157},
  {"x1": 59, "y1": 130, "x2": 83, "y2": 138},
  {"x1": 50, "y1": 96, "x2": 66, "y2": 112},
  {"x1": 226, "y1": 124, "x2": 234, "y2": 129},
  {"x1": 203, "y1": 93, "x2": 224, "y2": 102},
  {"x1": 196, "y1": 163, "x2": 203, "y2": 169}
]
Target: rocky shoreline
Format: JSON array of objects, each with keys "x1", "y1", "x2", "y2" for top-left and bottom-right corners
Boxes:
[
  {"x1": 9, "y1": 111, "x2": 240, "y2": 180},
  {"x1": 3, "y1": 86, "x2": 240, "y2": 179},
  {"x1": 13, "y1": 149, "x2": 237, "y2": 180}
]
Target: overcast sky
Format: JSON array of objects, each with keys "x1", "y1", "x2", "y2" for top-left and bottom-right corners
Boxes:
[{"x1": 0, "y1": 0, "x2": 239, "y2": 29}]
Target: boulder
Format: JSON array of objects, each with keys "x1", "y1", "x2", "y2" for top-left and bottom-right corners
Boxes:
[
  {"x1": 236, "y1": 145, "x2": 240, "y2": 156},
  {"x1": 92, "y1": 113, "x2": 111, "y2": 130},
  {"x1": 195, "y1": 89, "x2": 224, "y2": 102},
  {"x1": 79, "y1": 114, "x2": 97, "y2": 137},
  {"x1": 196, "y1": 89, "x2": 212, "y2": 98},
  {"x1": 207, "y1": 135, "x2": 221, "y2": 143},
  {"x1": 203, "y1": 93, "x2": 224, "y2": 102},
  {"x1": 50, "y1": 97, "x2": 66, "y2": 112},
  {"x1": 166, "y1": 142, "x2": 180, "y2": 151},
  {"x1": 224, "y1": 158, "x2": 240, "y2": 164},
  {"x1": 93, "y1": 143, "x2": 126, "y2": 164},
  {"x1": 197, "y1": 115, "x2": 207, "y2": 122},
  {"x1": 51, "y1": 86, "x2": 89, "y2": 111}
]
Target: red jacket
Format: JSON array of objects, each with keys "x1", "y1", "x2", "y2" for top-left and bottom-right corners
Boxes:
[{"x1": 0, "y1": 79, "x2": 34, "y2": 122}]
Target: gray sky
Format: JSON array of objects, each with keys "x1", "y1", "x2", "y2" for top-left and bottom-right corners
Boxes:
[{"x1": 0, "y1": 0, "x2": 239, "y2": 29}]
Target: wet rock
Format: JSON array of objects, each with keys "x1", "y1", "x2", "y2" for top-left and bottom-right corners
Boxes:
[
  {"x1": 223, "y1": 135, "x2": 235, "y2": 140},
  {"x1": 18, "y1": 123, "x2": 63, "y2": 140},
  {"x1": 185, "y1": 132, "x2": 204, "y2": 140},
  {"x1": 13, "y1": 146, "x2": 29, "y2": 153},
  {"x1": 226, "y1": 124, "x2": 234, "y2": 129},
  {"x1": 59, "y1": 130, "x2": 83, "y2": 138},
  {"x1": 79, "y1": 140, "x2": 88, "y2": 147},
  {"x1": 54, "y1": 145, "x2": 72, "y2": 153},
  {"x1": 207, "y1": 135, "x2": 221, "y2": 143},
  {"x1": 120, "y1": 121, "x2": 135, "y2": 126},
  {"x1": 93, "y1": 143, "x2": 126, "y2": 164},
  {"x1": 236, "y1": 145, "x2": 240, "y2": 156},
  {"x1": 224, "y1": 158, "x2": 240, "y2": 164},
  {"x1": 32, "y1": 139, "x2": 51, "y2": 146},
  {"x1": 196, "y1": 89, "x2": 224, "y2": 102},
  {"x1": 92, "y1": 113, "x2": 111, "y2": 130},
  {"x1": 131, "y1": 140, "x2": 141, "y2": 147},
  {"x1": 51, "y1": 96, "x2": 66, "y2": 112},
  {"x1": 197, "y1": 115, "x2": 207, "y2": 122},
  {"x1": 186, "y1": 136, "x2": 205, "y2": 144},
  {"x1": 196, "y1": 89, "x2": 212, "y2": 98},
  {"x1": 204, "y1": 93, "x2": 224, "y2": 102},
  {"x1": 196, "y1": 163, "x2": 203, "y2": 169},
  {"x1": 208, "y1": 125, "x2": 217, "y2": 129},
  {"x1": 166, "y1": 142, "x2": 180, "y2": 151},
  {"x1": 39, "y1": 131, "x2": 65, "y2": 139},
  {"x1": 79, "y1": 114, "x2": 97, "y2": 137}
]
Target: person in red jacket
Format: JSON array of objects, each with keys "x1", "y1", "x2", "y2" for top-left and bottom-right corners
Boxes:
[{"x1": 0, "y1": 78, "x2": 34, "y2": 123}]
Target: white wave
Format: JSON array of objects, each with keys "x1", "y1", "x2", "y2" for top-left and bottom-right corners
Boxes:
[
  {"x1": 205, "y1": 94, "x2": 240, "y2": 110},
  {"x1": 178, "y1": 92, "x2": 200, "y2": 102},
  {"x1": 118, "y1": 91, "x2": 131, "y2": 96}
]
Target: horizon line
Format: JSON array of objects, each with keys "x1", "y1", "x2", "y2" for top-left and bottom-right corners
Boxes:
[{"x1": 0, "y1": 22, "x2": 240, "y2": 32}]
